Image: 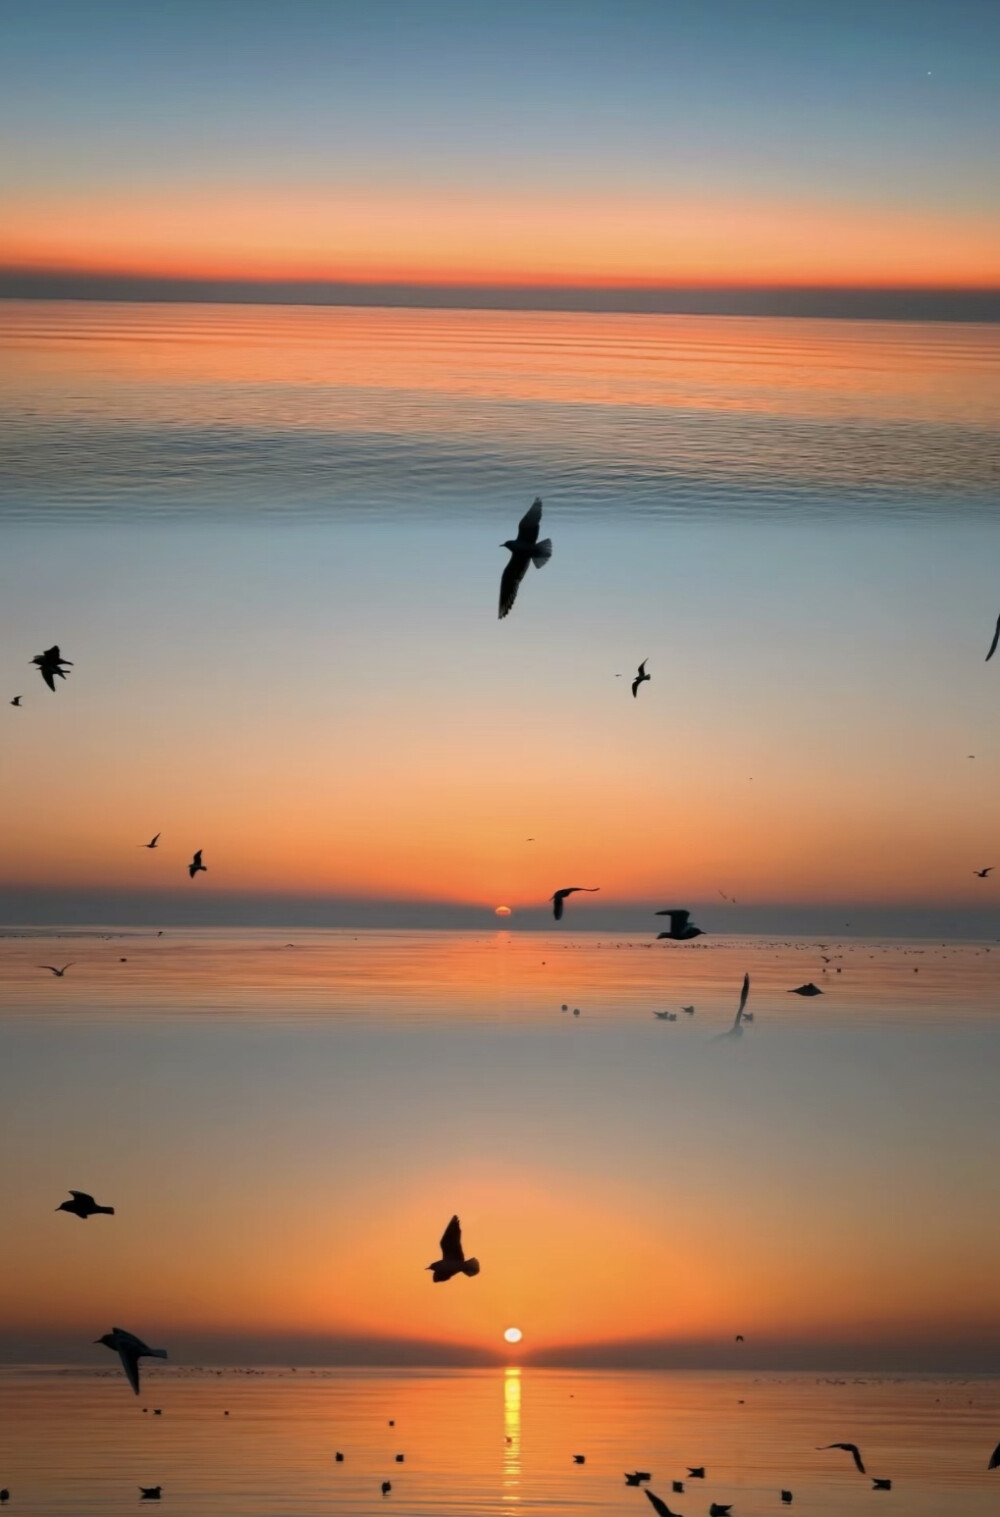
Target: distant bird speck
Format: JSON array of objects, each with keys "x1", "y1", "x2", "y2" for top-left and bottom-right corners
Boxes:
[
  {"x1": 974, "y1": 867, "x2": 994, "y2": 878},
  {"x1": 688, "y1": 1467, "x2": 705, "y2": 1478},
  {"x1": 656, "y1": 910, "x2": 704, "y2": 941},
  {"x1": 139, "y1": 1489, "x2": 162, "y2": 1501},
  {"x1": 498, "y1": 498, "x2": 552, "y2": 619},
  {"x1": 572, "y1": 1455, "x2": 586, "y2": 1464},
  {"x1": 735, "y1": 1334, "x2": 744, "y2": 1342},
  {"x1": 10, "y1": 696, "x2": 21, "y2": 707},
  {"x1": 427, "y1": 1215, "x2": 480, "y2": 1283},
  {"x1": 710, "y1": 1505, "x2": 732, "y2": 1516},
  {"x1": 188, "y1": 850, "x2": 206, "y2": 879},
  {"x1": 32, "y1": 645, "x2": 72, "y2": 691},
  {"x1": 632, "y1": 660, "x2": 651, "y2": 698},
  {"x1": 39, "y1": 964, "x2": 72, "y2": 978},
  {"x1": 872, "y1": 1479, "x2": 892, "y2": 1490},
  {"x1": 57, "y1": 1190, "x2": 114, "y2": 1220},
  {"x1": 551, "y1": 887, "x2": 599, "y2": 921},
  {"x1": 819, "y1": 1443, "x2": 866, "y2": 1474},
  {"x1": 381, "y1": 1481, "x2": 391, "y2": 1496},
  {"x1": 141, "y1": 834, "x2": 161, "y2": 850},
  {"x1": 781, "y1": 1493, "x2": 793, "y2": 1505},
  {"x1": 789, "y1": 983, "x2": 823, "y2": 996}
]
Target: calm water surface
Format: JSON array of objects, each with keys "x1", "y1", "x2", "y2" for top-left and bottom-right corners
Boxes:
[{"x1": 2, "y1": 1366, "x2": 999, "y2": 1516}]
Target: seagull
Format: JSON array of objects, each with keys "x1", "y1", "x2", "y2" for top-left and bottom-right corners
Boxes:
[
  {"x1": 335, "y1": 1452, "x2": 344, "y2": 1462},
  {"x1": 10, "y1": 696, "x2": 21, "y2": 707},
  {"x1": 381, "y1": 1481, "x2": 392, "y2": 1496},
  {"x1": 57, "y1": 1190, "x2": 114, "y2": 1220},
  {"x1": 781, "y1": 1492, "x2": 793, "y2": 1504},
  {"x1": 687, "y1": 1467, "x2": 705, "y2": 1478},
  {"x1": 39, "y1": 964, "x2": 72, "y2": 977},
  {"x1": 653, "y1": 1010, "x2": 676, "y2": 1021},
  {"x1": 986, "y1": 612, "x2": 1000, "y2": 662},
  {"x1": 872, "y1": 1479, "x2": 892, "y2": 1490},
  {"x1": 789, "y1": 983, "x2": 822, "y2": 996},
  {"x1": 671, "y1": 1481, "x2": 684, "y2": 1493},
  {"x1": 735, "y1": 1333, "x2": 744, "y2": 1342},
  {"x1": 819, "y1": 1443, "x2": 865, "y2": 1474},
  {"x1": 681, "y1": 1005, "x2": 695, "y2": 1015},
  {"x1": 95, "y1": 1327, "x2": 168, "y2": 1395},
  {"x1": 644, "y1": 1493, "x2": 682, "y2": 1517},
  {"x1": 710, "y1": 1505, "x2": 732, "y2": 1516},
  {"x1": 656, "y1": 910, "x2": 705, "y2": 941},
  {"x1": 572, "y1": 1455, "x2": 586, "y2": 1464},
  {"x1": 427, "y1": 1215, "x2": 480, "y2": 1282},
  {"x1": 974, "y1": 867, "x2": 994, "y2": 878},
  {"x1": 140, "y1": 1489, "x2": 162, "y2": 1501},
  {"x1": 632, "y1": 660, "x2": 651, "y2": 698},
  {"x1": 141, "y1": 834, "x2": 161, "y2": 850},
  {"x1": 498, "y1": 498, "x2": 552, "y2": 619},
  {"x1": 188, "y1": 850, "x2": 206, "y2": 879},
  {"x1": 32, "y1": 645, "x2": 73, "y2": 691},
  {"x1": 625, "y1": 1471, "x2": 652, "y2": 1485},
  {"x1": 394, "y1": 1454, "x2": 404, "y2": 1463},
  {"x1": 551, "y1": 887, "x2": 599, "y2": 921},
  {"x1": 717, "y1": 973, "x2": 751, "y2": 1040},
  {"x1": 987, "y1": 1441, "x2": 1000, "y2": 1469}
]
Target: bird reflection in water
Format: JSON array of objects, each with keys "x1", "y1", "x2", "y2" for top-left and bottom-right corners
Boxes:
[{"x1": 502, "y1": 1367, "x2": 521, "y2": 1499}]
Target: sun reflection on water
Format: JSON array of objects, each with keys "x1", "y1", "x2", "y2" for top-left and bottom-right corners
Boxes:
[{"x1": 502, "y1": 1366, "x2": 521, "y2": 1500}]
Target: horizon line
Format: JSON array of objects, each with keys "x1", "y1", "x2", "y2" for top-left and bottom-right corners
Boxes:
[{"x1": 2, "y1": 271, "x2": 1000, "y2": 322}]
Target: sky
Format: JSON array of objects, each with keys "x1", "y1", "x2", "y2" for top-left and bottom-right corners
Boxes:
[{"x1": 1, "y1": 0, "x2": 999, "y2": 303}]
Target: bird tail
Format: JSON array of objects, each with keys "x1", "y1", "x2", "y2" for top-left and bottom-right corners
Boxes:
[
  {"x1": 150, "y1": 1349, "x2": 168, "y2": 1360},
  {"x1": 531, "y1": 538, "x2": 552, "y2": 568}
]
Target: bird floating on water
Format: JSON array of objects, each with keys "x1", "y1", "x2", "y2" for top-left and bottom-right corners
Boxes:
[
  {"x1": 427, "y1": 1215, "x2": 480, "y2": 1283},
  {"x1": 381, "y1": 1481, "x2": 392, "y2": 1496},
  {"x1": 781, "y1": 1491, "x2": 793, "y2": 1504},
  {"x1": 32, "y1": 645, "x2": 73, "y2": 691},
  {"x1": 57, "y1": 1190, "x2": 114, "y2": 1220},
  {"x1": 872, "y1": 1478, "x2": 892, "y2": 1490},
  {"x1": 95, "y1": 1327, "x2": 168, "y2": 1395},
  {"x1": 139, "y1": 1489, "x2": 162, "y2": 1501},
  {"x1": 625, "y1": 1471, "x2": 652, "y2": 1485},
  {"x1": 141, "y1": 834, "x2": 161, "y2": 850},
  {"x1": 632, "y1": 660, "x2": 651, "y2": 698},
  {"x1": 498, "y1": 498, "x2": 552, "y2": 619},
  {"x1": 188, "y1": 850, "x2": 206, "y2": 879},
  {"x1": 819, "y1": 1443, "x2": 865, "y2": 1474},
  {"x1": 572, "y1": 1455, "x2": 586, "y2": 1465},
  {"x1": 39, "y1": 964, "x2": 72, "y2": 978},
  {"x1": 985, "y1": 612, "x2": 1000, "y2": 662},
  {"x1": 653, "y1": 1010, "x2": 676, "y2": 1021},
  {"x1": 551, "y1": 887, "x2": 599, "y2": 921},
  {"x1": 656, "y1": 910, "x2": 704, "y2": 941},
  {"x1": 671, "y1": 1480, "x2": 684, "y2": 1493},
  {"x1": 687, "y1": 1466, "x2": 705, "y2": 1478},
  {"x1": 789, "y1": 983, "x2": 823, "y2": 996}
]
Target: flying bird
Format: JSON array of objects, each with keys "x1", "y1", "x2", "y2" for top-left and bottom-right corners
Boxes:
[
  {"x1": 572, "y1": 1455, "x2": 586, "y2": 1465},
  {"x1": 985, "y1": 611, "x2": 1000, "y2": 662},
  {"x1": 974, "y1": 868, "x2": 994, "y2": 878},
  {"x1": 789, "y1": 983, "x2": 823, "y2": 996},
  {"x1": 632, "y1": 660, "x2": 651, "y2": 698},
  {"x1": 39, "y1": 964, "x2": 72, "y2": 977},
  {"x1": 32, "y1": 645, "x2": 72, "y2": 691},
  {"x1": 57, "y1": 1190, "x2": 114, "y2": 1220},
  {"x1": 818, "y1": 1443, "x2": 866, "y2": 1474},
  {"x1": 656, "y1": 910, "x2": 705, "y2": 941},
  {"x1": 498, "y1": 498, "x2": 552, "y2": 619},
  {"x1": 141, "y1": 834, "x2": 161, "y2": 850},
  {"x1": 624, "y1": 1471, "x2": 652, "y2": 1485},
  {"x1": 781, "y1": 1492, "x2": 793, "y2": 1504},
  {"x1": 95, "y1": 1327, "x2": 168, "y2": 1395},
  {"x1": 427, "y1": 1215, "x2": 480, "y2": 1283},
  {"x1": 644, "y1": 1492, "x2": 682, "y2": 1517},
  {"x1": 987, "y1": 1441, "x2": 1000, "y2": 1469},
  {"x1": 551, "y1": 887, "x2": 599, "y2": 921},
  {"x1": 10, "y1": 696, "x2": 21, "y2": 707},
  {"x1": 735, "y1": 1333, "x2": 744, "y2": 1342},
  {"x1": 671, "y1": 1482, "x2": 684, "y2": 1493},
  {"x1": 717, "y1": 974, "x2": 751, "y2": 1040},
  {"x1": 687, "y1": 1467, "x2": 705, "y2": 1478},
  {"x1": 188, "y1": 850, "x2": 206, "y2": 879}
]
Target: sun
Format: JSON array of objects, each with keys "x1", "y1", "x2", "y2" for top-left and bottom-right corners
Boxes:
[
  {"x1": 503, "y1": 1326, "x2": 523, "y2": 1344},
  {"x1": 494, "y1": 905, "x2": 512, "y2": 917}
]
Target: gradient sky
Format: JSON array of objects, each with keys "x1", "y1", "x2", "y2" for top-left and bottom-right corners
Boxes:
[{"x1": 2, "y1": 0, "x2": 999, "y2": 289}]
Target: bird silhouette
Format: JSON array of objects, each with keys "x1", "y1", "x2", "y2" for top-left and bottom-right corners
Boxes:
[
  {"x1": 32, "y1": 646, "x2": 73, "y2": 691},
  {"x1": 57, "y1": 1190, "x2": 114, "y2": 1220},
  {"x1": 789, "y1": 983, "x2": 823, "y2": 996},
  {"x1": 10, "y1": 696, "x2": 21, "y2": 707},
  {"x1": 656, "y1": 910, "x2": 704, "y2": 941},
  {"x1": 624, "y1": 1471, "x2": 652, "y2": 1485},
  {"x1": 681, "y1": 1004, "x2": 695, "y2": 1014},
  {"x1": 141, "y1": 834, "x2": 161, "y2": 850},
  {"x1": 974, "y1": 867, "x2": 994, "y2": 878},
  {"x1": 39, "y1": 964, "x2": 72, "y2": 978},
  {"x1": 632, "y1": 660, "x2": 651, "y2": 698},
  {"x1": 653, "y1": 1010, "x2": 677, "y2": 1021},
  {"x1": 139, "y1": 1489, "x2": 162, "y2": 1501},
  {"x1": 394, "y1": 1454, "x2": 404, "y2": 1463},
  {"x1": 819, "y1": 1443, "x2": 865, "y2": 1474},
  {"x1": 988, "y1": 1441, "x2": 1000, "y2": 1469},
  {"x1": 498, "y1": 498, "x2": 552, "y2": 619},
  {"x1": 781, "y1": 1492, "x2": 793, "y2": 1504},
  {"x1": 427, "y1": 1215, "x2": 480, "y2": 1282},
  {"x1": 872, "y1": 1479, "x2": 892, "y2": 1490},
  {"x1": 717, "y1": 974, "x2": 751, "y2": 1040},
  {"x1": 0, "y1": 1490, "x2": 8, "y2": 1503},
  {"x1": 735, "y1": 1333, "x2": 744, "y2": 1342},
  {"x1": 95, "y1": 1327, "x2": 168, "y2": 1395},
  {"x1": 551, "y1": 887, "x2": 600, "y2": 921},
  {"x1": 688, "y1": 1467, "x2": 705, "y2": 1478},
  {"x1": 671, "y1": 1481, "x2": 684, "y2": 1493},
  {"x1": 986, "y1": 612, "x2": 1000, "y2": 662},
  {"x1": 644, "y1": 1492, "x2": 682, "y2": 1517},
  {"x1": 188, "y1": 850, "x2": 206, "y2": 879},
  {"x1": 381, "y1": 1481, "x2": 392, "y2": 1496},
  {"x1": 710, "y1": 1505, "x2": 732, "y2": 1516},
  {"x1": 335, "y1": 1452, "x2": 344, "y2": 1462},
  {"x1": 572, "y1": 1455, "x2": 586, "y2": 1465}
]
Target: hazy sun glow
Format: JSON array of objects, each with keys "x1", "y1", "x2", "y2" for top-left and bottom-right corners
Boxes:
[
  {"x1": 494, "y1": 906, "x2": 512, "y2": 917},
  {"x1": 504, "y1": 1327, "x2": 523, "y2": 1344}
]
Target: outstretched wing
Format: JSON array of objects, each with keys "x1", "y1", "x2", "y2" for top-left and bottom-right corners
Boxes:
[
  {"x1": 735, "y1": 973, "x2": 750, "y2": 1025},
  {"x1": 988, "y1": 1441, "x2": 1000, "y2": 1470},
  {"x1": 70, "y1": 1191, "x2": 96, "y2": 1206},
  {"x1": 516, "y1": 498, "x2": 542, "y2": 548},
  {"x1": 440, "y1": 1215, "x2": 465, "y2": 1263},
  {"x1": 499, "y1": 555, "x2": 529, "y2": 619},
  {"x1": 552, "y1": 892, "x2": 565, "y2": 920},
  {"x1": 986, "y1": 612, "x2": 1000, "y2": 662},
  {"x1": 41, "y1": 666, "x2": 56, "y2": 691},
  {"x1": 192, "y1": 850, "x2": 202, "y2": 868},
  {"x1": 150, "y1": 834, "x2": 160, "y2": 847},
  {"x1": 665, "y1": 910, "x2": 690, "y2": 933},
  {"x1": 644, "y1": 1492, "x2": 677, "y2": 1517},
  {"x1": 117, "y1": 1343, "x2": 141, "y2": 1395}
]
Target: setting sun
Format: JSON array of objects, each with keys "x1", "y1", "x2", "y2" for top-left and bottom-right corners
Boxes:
[
  {"x1": 503, "y1": 1327, "x2": 523, "y2": 1345},
  {"x1": 494, "y1": 906, "x2": 512, "y2": 917}
]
